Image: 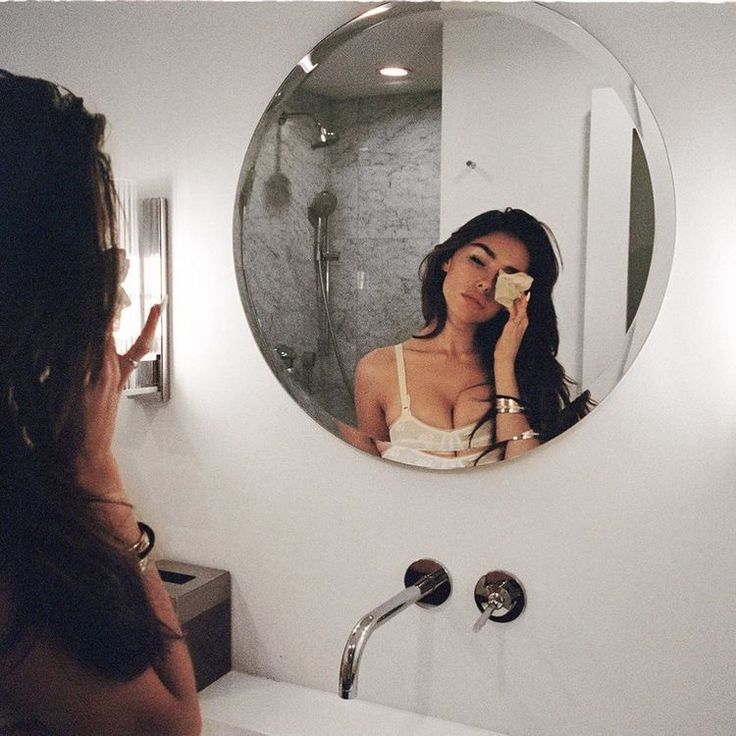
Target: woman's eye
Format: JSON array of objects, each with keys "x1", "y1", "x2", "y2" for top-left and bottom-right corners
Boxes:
[{"x1": 470, "y1": 255, "x2": 485, "y2": 266}]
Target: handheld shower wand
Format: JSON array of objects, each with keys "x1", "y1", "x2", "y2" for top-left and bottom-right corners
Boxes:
[{"x1": 307, "y1": 191, "x2": 352, "y2": 397}]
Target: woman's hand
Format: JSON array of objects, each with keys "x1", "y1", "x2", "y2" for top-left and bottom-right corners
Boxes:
[
  {"x1": 491, "y1": 293, "x2": 540, "y2": 460},
  {"x1": 493, "y1": 292, "x2": 530, "y2": 367},
  {"x1": 75, "y1": 306, "x2": 161, "y2": 496}
]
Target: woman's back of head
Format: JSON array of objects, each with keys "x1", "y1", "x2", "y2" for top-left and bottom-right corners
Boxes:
[{"x1": 0, "y1": 69, "x2": 118, "y2": 462}]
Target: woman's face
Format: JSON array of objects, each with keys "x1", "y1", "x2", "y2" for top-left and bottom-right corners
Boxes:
[{"x1": 441, "y1": 232, "x2": 530, "y2": 325}]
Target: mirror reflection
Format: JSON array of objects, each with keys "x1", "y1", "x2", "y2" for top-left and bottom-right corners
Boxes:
[
  {"x1": 352, "y1": 209, "x2": 593, "y2": 469},
  {"x1": 235, "y1": 3, "x2": 671, "y2": 469}
]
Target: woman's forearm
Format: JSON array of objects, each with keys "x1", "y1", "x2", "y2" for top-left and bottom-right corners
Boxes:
[{"x1": 493, "y1": 361, "x2": 540, "y2": 459}]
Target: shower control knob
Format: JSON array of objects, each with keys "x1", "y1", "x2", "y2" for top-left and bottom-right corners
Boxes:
[
  {"x1": 482, "y1": 584, "x2": 512, "y2": 610},
  {"x1": 273, "y1": 344, "x2": 295, "y2": 370},
  {"x1": 473, "y1": 571, "x2": 525, "y2": 624}
]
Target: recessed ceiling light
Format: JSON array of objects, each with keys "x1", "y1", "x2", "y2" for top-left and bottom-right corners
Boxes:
[{"x1": 379, "y1": 66, "x2": 412, "y2": 78}]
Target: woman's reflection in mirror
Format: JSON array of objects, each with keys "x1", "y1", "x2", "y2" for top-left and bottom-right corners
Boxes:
[
  {"x1": 352, "y1": 208, "x2": 593, "y2": 470},
  {"x1": 0, "y1": 70, "x2": 200, "y2": 734}
]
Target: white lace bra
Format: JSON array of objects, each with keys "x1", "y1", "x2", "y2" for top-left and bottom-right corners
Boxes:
[{"x1": 381, "y1": 344, "x2": 502, "y2": 469}]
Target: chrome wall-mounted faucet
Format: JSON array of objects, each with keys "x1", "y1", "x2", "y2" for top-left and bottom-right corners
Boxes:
[{"x1": 339, "y1": 560, "x2": 451, "y2": 700}]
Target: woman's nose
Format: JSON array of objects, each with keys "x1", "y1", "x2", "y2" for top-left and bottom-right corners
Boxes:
[{"x1": 477, "y1": 273, "x2": 496, "y2": 294}]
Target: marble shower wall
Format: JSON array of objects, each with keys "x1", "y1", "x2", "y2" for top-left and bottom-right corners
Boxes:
[
  {"x1": 242, "y1": 90, "x2": 441, "y2": 424},
  {"x1": 321, "y1": 91, "x2": 441, "y2": 423},
  {"x1": 240, "y1": 89, "x2": 332, "y2": 405}
]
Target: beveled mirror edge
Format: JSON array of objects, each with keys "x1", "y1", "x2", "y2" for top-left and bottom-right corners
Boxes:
[
  {"x1": 231, "y1": 1, "x2": 676, "y2": 463},
  {"x1": 232, "y1": 2, "x2": 440, "y2": 440}
]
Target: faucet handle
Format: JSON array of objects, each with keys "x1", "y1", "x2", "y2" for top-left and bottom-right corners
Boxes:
[
  {"x1": 472, "y1": 592, "x2": 505, "y2": 632},
  {"x1": 473, "y1": 571, "x2": 525, "y2": 626}
]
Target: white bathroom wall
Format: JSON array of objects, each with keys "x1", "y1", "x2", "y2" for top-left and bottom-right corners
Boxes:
[
  {"x1": 2, "y1": 3, "x2": 736, "y2": 736},
  {"x1": 441, "y1": 12, "x2": 605, "y2": 385}
]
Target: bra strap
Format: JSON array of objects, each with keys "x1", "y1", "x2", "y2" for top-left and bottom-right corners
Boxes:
[{"x1": 394, "y1": 344, "x2": 411, "y2": 413}]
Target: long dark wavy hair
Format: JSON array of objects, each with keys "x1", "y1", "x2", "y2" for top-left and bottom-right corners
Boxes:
[
  {"x1": 418, "y1": 208, "x2": 593, "y2": 449},
  {"x1": 0, "y1": 70, "x2": 170, "y2": 678}
]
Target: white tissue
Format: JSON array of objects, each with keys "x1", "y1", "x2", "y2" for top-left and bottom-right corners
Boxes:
[{"x1": 494, "y1": 271, "x2": 533, "y2": 309}]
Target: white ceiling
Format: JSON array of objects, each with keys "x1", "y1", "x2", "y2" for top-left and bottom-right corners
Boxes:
[{"x1": 301, "y1": 11, "x2": 444, "y2": 100}]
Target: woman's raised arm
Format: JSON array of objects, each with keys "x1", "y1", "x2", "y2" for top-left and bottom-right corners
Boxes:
[{"x1": 493, "y1": 295, "x2": 540, "y2": 460}]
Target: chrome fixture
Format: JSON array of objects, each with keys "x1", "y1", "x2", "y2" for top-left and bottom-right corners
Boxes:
[
  {"x1": 264, "y1": 123, "x2": 291, "y2": 210},
  {"x1": 114, "y1": 180, "x2": 171, "y2": 402},
  {"x1": 307, "y1": 190, "x2": 352, "y2": 397},
  {"x1": 273, "y1": 344, "x2": 296, "y2": 373},
  {"x1": 274, "y1": 345, "x2": 318, "y2": 392},
  {"x1": 308, "y1": 189, "x2": 338, "y2": 358},
  {"x1": 339, "y1": 559, "x2": 451, "y2": 700},
  {"x1": 301, "y1": 350, "x2": 316, "y2": 392},
  {"x1": 472, "y1": 571, "x2": 525, "y2": 632},
  {"x1": 278, "y1": 111, "x2": 339, "y2": 148}
]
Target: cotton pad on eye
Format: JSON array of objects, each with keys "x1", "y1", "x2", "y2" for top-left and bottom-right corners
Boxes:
[{"x1": 494, "y1": 271, "x2": 533, "y2": 309}]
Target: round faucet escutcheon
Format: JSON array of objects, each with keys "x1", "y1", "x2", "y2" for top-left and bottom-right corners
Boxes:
[{"x1": 404, "y1": 559, "x2": 452, "y2": 608}]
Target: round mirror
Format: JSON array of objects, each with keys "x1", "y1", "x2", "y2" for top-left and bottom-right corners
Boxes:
[{"x1": 234, "y1": 2, "x2": 674, "y2": 470}]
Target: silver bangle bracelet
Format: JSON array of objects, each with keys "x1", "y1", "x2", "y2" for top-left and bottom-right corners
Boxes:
[
  {"x1": 506, "y1": 429, "x2": 540, "y2": 442},
  {"x1": 127, "y1": 522, "x2": 155, "y2": 572},
  {"x1": 496, "y1": 398, "x2": 526, "y2": 413}
]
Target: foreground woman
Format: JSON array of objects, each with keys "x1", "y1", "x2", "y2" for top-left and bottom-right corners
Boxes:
[{"x1": 0, "y1": 70, "x2": 200, "y2": 735}]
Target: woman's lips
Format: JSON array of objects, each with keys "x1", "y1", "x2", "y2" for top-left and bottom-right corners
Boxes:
[{"x1": 462, "y1": 292, "x2": 487, "y2": 309}]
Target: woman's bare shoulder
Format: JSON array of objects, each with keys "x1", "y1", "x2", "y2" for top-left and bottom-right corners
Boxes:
[
  {"x1": 356, "y1": 345, "x2": 396, "y2": 375},
  {"x1": 354, "y1": 346, "x2": 398, "y2": 400}
]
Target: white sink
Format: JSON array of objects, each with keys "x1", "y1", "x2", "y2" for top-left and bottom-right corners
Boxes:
[
  {"x1": 202, "y1": 719, "x2": 265, "y2": 736},
  {"x1": 200, "y1": 672, "x2": 506, "y2": 736}
]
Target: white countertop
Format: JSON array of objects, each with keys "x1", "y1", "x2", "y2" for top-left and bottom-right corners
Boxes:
[{"x1": 200, "y1": 672, "x2": 506, "y2": 736}]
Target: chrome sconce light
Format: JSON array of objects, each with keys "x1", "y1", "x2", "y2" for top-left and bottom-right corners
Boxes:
[{"x1": 114, "y1": 180, "x2": 171, "y2": 402}]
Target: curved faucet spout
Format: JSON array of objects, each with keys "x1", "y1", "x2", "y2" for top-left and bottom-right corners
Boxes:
[{"x1": 339, "y1": 566, "x2": 449, "y2": 699}]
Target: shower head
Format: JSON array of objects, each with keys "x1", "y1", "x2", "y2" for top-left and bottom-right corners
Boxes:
[
  {"x1": 278, "y1": 111, "x2": 340, "y2": 149},
  {"x1": 308, "y1": 190, "x2": 337, "y2": 225}
]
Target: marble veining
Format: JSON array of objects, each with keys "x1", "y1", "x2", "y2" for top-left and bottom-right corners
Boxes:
[{"x1": 242, "y1": 90, "x2": 441, "y2": 424}]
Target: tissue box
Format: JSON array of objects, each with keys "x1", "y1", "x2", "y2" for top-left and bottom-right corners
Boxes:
[{"x1": 157, "y1": 560, "x2": 231, "y2": 691}]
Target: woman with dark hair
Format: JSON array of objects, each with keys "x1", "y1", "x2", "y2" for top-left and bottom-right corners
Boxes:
[
  {"x1": 354, "y1": 208, "x2": 592, "y2": 469},
  {"x1": 0, "y1": 71, "x2": 200, "y2": 734}
]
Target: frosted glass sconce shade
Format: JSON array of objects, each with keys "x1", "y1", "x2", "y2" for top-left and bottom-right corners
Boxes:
[{"x1": 114, "y1": 180, "x2": 171, "y2": 402}]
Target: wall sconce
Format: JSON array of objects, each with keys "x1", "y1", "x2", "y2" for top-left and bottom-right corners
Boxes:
[{"x1": 114, "y1": 180, "x2": 171, "y2": 402}]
